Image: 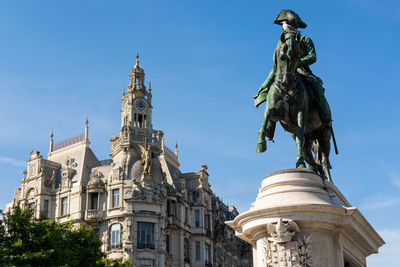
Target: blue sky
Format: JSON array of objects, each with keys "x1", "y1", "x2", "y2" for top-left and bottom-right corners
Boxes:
[{"x1": 0, "y1": 0, "x2": 399, "y2": 265}]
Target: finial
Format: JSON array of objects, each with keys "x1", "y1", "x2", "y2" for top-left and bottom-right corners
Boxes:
[
  {"x1": 85, "y1": 115, "x2": 89, "y2": 141},
  {"x1": 175, "y1": 141, "x2": 178, "y2": 158},
  {"x1": 149, "y1": 81, "x2": 152, "y2": 92},
  {"x1": 49, "y1": 129, "x2": 54, "y2": 153},
  {"x1": 136, "y1": 49, "x2": 139, "y2": 65},
  {"x1": 122, "y1": 87, "x2": 125, "y2": 96}
]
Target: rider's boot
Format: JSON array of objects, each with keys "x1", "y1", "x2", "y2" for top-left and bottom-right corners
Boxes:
[{"x1": 315, "y1": 85, "x2": 332, "y2": 126}]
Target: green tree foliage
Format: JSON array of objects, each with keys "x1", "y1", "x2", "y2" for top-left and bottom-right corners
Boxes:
[{"x1": 0, "y1": 207, "x2": 134, "y2": 267}]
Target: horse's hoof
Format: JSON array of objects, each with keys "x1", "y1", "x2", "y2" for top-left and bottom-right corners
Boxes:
[
  {"x1": 256, "y1": 140, "x2": 267, "y2": 153},
  {"x1": 296, "y1": 162, "x2": 306, "y2": 169}
]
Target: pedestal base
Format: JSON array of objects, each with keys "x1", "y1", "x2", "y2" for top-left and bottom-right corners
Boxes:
[{"x1": 226, "y1": 169, "x2": 384, "y2": 267}]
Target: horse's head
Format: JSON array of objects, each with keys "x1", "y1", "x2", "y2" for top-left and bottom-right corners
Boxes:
[{"x1": 278, "y1": 33, "x2": 300, "y2": 92}]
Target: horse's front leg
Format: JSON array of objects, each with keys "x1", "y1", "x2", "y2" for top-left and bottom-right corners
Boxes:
[
  {"x1": 257, "y1": 107, "x2": 272, "y2": 153},
  {"x1": 295, "y1": 109, "x2": 307, "y2": 168}
]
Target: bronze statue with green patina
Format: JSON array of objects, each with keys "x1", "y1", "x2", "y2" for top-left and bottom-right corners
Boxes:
[{"x1": 254, "y1": 10, "x2": 335, "y2": 181}]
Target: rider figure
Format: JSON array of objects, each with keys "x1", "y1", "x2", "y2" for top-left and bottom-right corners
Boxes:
[{"x1": 254, "y1": 10, "x2": 332, "y2": 140}]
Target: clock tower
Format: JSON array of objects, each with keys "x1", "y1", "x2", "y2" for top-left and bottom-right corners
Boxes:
[{"x1": 119, "y1": 53, "x2": 159, "y2": 148}]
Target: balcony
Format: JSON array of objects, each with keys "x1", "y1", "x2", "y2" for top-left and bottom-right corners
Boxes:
[
  {"x1": 137, "y1": 242, "x2": 155, "y2": 250},
  {"x1": 167, "y1": 216, "x2": 181, "y2": 227},
  {"x1": 85, "y1": 209, "x2": 104, "y2": 221}
]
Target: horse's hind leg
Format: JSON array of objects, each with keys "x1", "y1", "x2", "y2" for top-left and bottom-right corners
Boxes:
[
  {"x1": 320, "y1": 127, "x2": 332, "y2": 181},
  {"x1": 303, "y1": 137, "x2": 318, "y2": 173},
  {"x1": 295, "y1": 110, "x2": 307, "y2": 168}
]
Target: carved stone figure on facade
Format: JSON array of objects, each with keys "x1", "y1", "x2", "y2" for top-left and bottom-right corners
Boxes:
[
  {"x1": 253, "y1": 10, "x2": 336, "y2": 181},
  {"x1": 199, "y1": 164, "x2": 209, "y2": 188},
  {"x1": 22, "y1": 169, "x2": 27, "y2": 181},
  {"x1": 112, "y1": 167, "x2": 124, "y2": 182},
  {"x1": 65, "y1": 157, "x2": 77, "y2": 168},
  {"x1": 141, "y1": 139, "x2": 155, "y2": 176},
  {"x1": 44, "y1": 170, "x2": 56, "y2": 188}
]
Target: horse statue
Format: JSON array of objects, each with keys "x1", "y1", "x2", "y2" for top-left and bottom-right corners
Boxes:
[{"x1": 255, "y1": 30, "x2": 333, "y2": 181}]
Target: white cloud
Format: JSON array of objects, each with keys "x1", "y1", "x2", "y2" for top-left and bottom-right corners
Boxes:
[
  {"x1": 360, "y1": 194, "x2": 400, "y2": 210},
  {"x1": 0, "y1": 156, "x2": 26, "y2": 167},
  {"x1": 368, "y1": 228, "x2": 400, "y2": 266},
  {"x1": 389, "y1": 173, "x2": 400, "y2": 189}
]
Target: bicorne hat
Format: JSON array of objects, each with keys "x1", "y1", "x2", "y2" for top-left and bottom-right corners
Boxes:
[{"x1": 274, "y1": 10, "x2": 307, "y2": 29}]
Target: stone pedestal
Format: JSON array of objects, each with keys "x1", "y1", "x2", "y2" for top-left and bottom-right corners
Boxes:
[{"x1": 226, "y1": 169, "x2": 384, "y2": 267}]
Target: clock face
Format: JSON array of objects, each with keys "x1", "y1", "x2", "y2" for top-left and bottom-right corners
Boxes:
[{"x1": 135, "y1": 100, "x2": 146, "y2": 110}]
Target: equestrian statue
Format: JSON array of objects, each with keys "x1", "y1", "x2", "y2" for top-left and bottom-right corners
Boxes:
[{"x1": 254, "y1": 10, "x2": 338, "y2": 181}]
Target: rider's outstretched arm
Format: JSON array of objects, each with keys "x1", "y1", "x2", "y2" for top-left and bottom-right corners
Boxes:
[{"x1": 256, "y1": 68, "x2": 275, "y2": 96}]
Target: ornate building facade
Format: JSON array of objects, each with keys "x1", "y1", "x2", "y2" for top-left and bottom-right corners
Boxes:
[{"x1": 5, "y1": 55, "x2": 252, "y2": 267}]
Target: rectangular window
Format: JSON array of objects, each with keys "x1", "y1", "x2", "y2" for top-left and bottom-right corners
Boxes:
[
  {"x1": 137, "y1": 222, "x2": 155, "y2": 249},
  {"x1": 173, "y1": 202, "x2": 177, "y2": 218},
  {"x1": 112, "y1": 189, "x2": 120, "y2": 208},
  {"x1": 111, "y1": 223, "x2": 121, "y2": 248},
  {"x1": 166, "y1": 234, "x2": 170, "y2": 253},
  {"x1": 184, "y1": 238, "x2": 190, "y2": 262},
  {"x1": 167, "y1": 201, "x2": 171, "y2": 216},
  {"x1": 195, "y1": 210, "x2": 200, "y2": 227},
  {"x1": 205, "y1": 244, "x2": 210, "y2": 265},
  {"x1": 42, "y1": 199, "x2": 49, "y2": 214},
  {"x1": 195, "y1": 241, "x2": 200, "y2": 260},
  {"x1": 90, "y1": 193, "x2": 98, "y2": 210},
  {"x1": 205, "y1": 214, "x2": 210, "y2": 231},
  {"x1": 61, "y1": 197, "x2": 68, "y2": 216}
]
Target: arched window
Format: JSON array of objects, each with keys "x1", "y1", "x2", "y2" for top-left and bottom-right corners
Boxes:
[{"x1": 110, "y1": 223, "x2": 122, "y2": 249}]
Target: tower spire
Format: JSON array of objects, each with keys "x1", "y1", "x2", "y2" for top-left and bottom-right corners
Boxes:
[{"x1": 136, "y1": 50, "x2": 139, "y2": 66}]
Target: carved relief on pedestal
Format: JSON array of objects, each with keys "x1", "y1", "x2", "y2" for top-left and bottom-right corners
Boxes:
[{"x1": 263, "y1": 219, "x2": 312, "y2": 267}]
